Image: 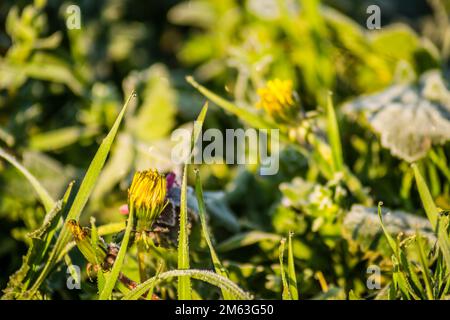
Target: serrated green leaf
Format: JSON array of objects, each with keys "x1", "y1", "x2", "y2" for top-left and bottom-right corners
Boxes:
[{"x1": 28, "y1": 91, "x2": 135, "y2": 295}]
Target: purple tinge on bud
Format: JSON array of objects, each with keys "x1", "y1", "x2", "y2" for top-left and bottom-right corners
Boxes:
[{"x1": 166, "y1": 172, "x2": 176, "y2": 190}]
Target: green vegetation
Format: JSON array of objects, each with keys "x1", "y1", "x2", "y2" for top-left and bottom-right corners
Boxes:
[{"x1": 1, "y1": 0, "x2": 450, "y2": 300}]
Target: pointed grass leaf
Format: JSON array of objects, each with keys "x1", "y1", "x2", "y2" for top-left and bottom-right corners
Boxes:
[
  {"x1": 98, "y1": 203, "x2": 134, "y2": 300},
  {"x1": 195, "y1": 169, "x2": 234, "y2": 300},
  {"x1": 177, "y1": 102, "x2": 209, "y2": 300},
  {"x1": 287, "y1": 232, "x2": 299, "y2": 300},
  {"x1": 325, "y1": 92, "x2": 344, "y2": 173},
  {"x1": 186, "y1": 76, "x2": 277, "y2": 131},
  {"x1": 29, "y1": 91, "x2": 135, "y2": 295},
  {"x1": 123, "y1": 270, "x2": 252, "y2": 300},
  {"x1": 412, "y1": 164, "x2": 450, "y2": 272},
  {"x1": 177, "y1": 165, "x2": 191, "y2": 300},
  {"x1": 377, "y1": 202, "x2": 399, "y2": 256},
  {"x1": 278, "y1": 238, "x2": 291, "y2": 300}
]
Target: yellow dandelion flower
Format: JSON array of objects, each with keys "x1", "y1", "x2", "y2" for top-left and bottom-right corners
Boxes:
[
  {"x1": 256, "y1": 79, "x2": 300, "y2": 124},
  {"x1": 128, "y1": 169, "x2": 168, "y2": 232}
]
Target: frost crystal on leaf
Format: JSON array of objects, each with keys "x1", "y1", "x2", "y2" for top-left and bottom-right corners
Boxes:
[{"x1": 343, "y1": 70, "x2": 450, "y2": 162}]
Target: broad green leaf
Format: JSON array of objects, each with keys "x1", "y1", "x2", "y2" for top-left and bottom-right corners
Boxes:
[
  {"x1": 203, "y1": 191, "x2": 239, "y2": 233},
  {"x1": 132, "y1": 64, "x2": 177, "y2": 142},
  {"x1": 371, "y1": 24, "x2": 419, "y2": 62},
  {"x1": 415, "y1": 233, "x2": 434, "y2": 300},
  {"x1": 24, "y1": 53, "x2": 84, "y2": 95}
]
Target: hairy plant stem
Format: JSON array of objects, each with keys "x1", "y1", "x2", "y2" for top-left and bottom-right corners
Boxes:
[{"x1": 137, "y1": 241, "x2": 147, "y2": 283}]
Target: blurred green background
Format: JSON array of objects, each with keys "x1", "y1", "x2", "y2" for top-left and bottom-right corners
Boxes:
[{"x1": 1, "y1": 0, "x2": 450, "y2": 299}]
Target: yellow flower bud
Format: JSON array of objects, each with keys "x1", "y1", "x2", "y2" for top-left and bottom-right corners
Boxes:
[{"x1": 128, "y1": 169, "x2": 168, "y2": 233}]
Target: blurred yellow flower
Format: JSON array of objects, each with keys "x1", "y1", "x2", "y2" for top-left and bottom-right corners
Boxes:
[
  {"x1": 128, "y1": 169, "x2": 168, "y2": 232},
  {"x1": 256, "y1": 79, "x2": 300, "y2": 124}
]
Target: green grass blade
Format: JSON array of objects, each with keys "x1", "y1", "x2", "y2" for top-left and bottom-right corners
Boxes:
[
  {"x1": 400, "y1": 250, "x2": 425, "y2": 299},
  {"x1": 415, "y1": 233, "x2": 434, "y2": 300},
  {"x1": 177, "y1": 103, "x2": 209, "y2": 300},
  {"x1": 123, "y1": 269, "x2": 252, "y2": 300},
  {"x1": 377, "y1": 202, "x2": 398, "y2": 256},
  {"x1": 412, "y1": 164, "x2": 439, "y2": 227},
  {"x1": 177, "y1": 164, "x2": 191, "y2": 300},
  {"x1": 412, "y1": 164, "x2": 450, "y2": 271},
  {"x1": 287, "y1": 232, "x2": 299, "y2": 300},
  {"x1": 146, "y1": 262, "x2": 164, "y2": 300},
  {"x1": 191, "y1": 101, "x2": 209, "y2": 152},
  {"x1": 429, "y1": 148, "x2": 450, "y2": 182},
  {"x1": 0, "y1": 147, "x2": 55, "y2": 211},
  {"x1": 325, "y1": 92, "x2": 343, "y2": 173},
  {"x1": 194, "y1": 169, "x2": 234, "y2": 300},
  {"x1": 99, "y1": 203, "x2": 134, "y2": 300},
  {"x1": 279, "y1": 238, "x2": 291, "y2": 300},
  {"x1": 29, "y1": 91, "x2": 135, "y2": 294},
  {"x1": 90, "y1": 217, "x2": 99, "y2": 265}
]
